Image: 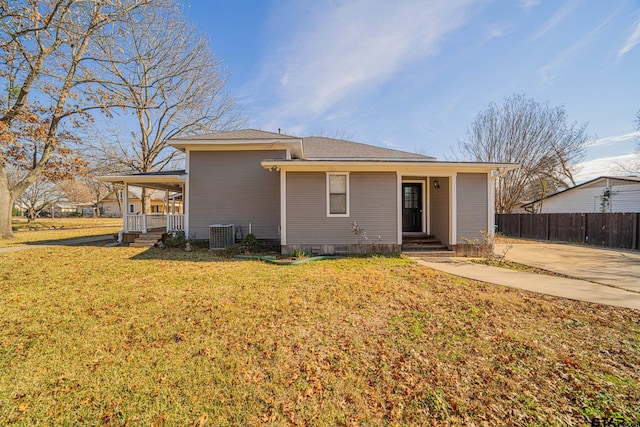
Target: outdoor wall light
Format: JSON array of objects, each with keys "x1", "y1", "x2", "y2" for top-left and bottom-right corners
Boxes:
[{"x1": 433, "y1": 179, "x2": 440, "y2": 189}]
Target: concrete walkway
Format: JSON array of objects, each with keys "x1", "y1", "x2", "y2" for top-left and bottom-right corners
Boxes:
[
  {"x1": 415, "y1": 257, "x2": 640, "y2": 311},
  {"x1": 0, "y1": 235, "x2": 114, "y2": 253},
  {"x1": 496, "y1": 242, "x2": 640, "y2": 293}
]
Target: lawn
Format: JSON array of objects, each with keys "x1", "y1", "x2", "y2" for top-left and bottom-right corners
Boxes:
[
  {"x1": 0, "y1": 246, "x2": 638, "y2": 426},
  {"x1": 1, "y1": 218, "x2": 121, "y2": 248}
]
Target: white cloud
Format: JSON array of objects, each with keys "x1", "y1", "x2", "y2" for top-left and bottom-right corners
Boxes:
[
  {"x1": 531, "y1": 0, "x2": 579, "y2": 41},
  {"x1": 617, "y1": 19, "x2": 640, "y2": 59},
  {"x1": 574, "y1": 153, "x2": 639, "y2": 182},
  {"x1": 586, "y1": 131, "x2": 640, "y2": 148},
  {"x1": 521, "y1": 0, "x2": 541, "y2": 12},
  {"x1": 255, "y1": 0, "x2": 477, "y2": 131},
  {"x1": 539, "y1": 7, "x2": 618, "y2": 85}
]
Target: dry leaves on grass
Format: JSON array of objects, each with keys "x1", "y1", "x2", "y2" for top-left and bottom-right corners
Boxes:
[{"x1": 0, "y1": 248, "x2": 638, "y2": 425}]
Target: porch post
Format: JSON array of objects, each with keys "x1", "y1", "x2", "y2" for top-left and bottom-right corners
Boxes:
[
  {"x1": 396, "y1": 172, "x2": 402, "y2": 245},
  {"x1": 123, "y1": 183, "x2": 129, "y2": 233},
  {"x1": 450, "y1": 174, "x2": 457, "y2": 246},
  {"x1": 165, "y1": 189, "x2": 169, "y2": 214},
  {"x1": 141, "y1": 213, "x2": 147, "y2": 233},
  {"x1": 488, "y1": 172, "x2": 495, "y2": 238}
]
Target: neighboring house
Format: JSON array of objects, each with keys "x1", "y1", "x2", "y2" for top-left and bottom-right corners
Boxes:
[
  {"x1": 101, "y1": 129, "x2": 517, "y2": 254},
  {"x1": 98, "y1": 188, "x2": 183, "y2": 217},
  {"x1": 523, "y1": 176, "x2": 640, "y2": 214}
]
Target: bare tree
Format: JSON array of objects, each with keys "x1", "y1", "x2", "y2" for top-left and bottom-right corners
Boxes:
[
  {"x1": 15, "y1": 176, "x2": 63, "y2": 222},
  {"x1": 311, "y1": 128, "x2": 355, "y2": 140},
  {"x1": 458, "y1": 94, "x2": 590, "y2": 213},
  {"x1": 91, "y1": 4, "x2": 243, "y2": 213},
  {"x1": 611, "y1": 110, "x2": 640, "y2": 176},
  {"x1": 0, "y1": 0, "x2": 152, "y2": 238},
  {"x1": 58, "y1": 179, "x2": 93, "y2": 204}
]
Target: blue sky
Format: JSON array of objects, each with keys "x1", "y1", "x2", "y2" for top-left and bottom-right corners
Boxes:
[{"x1": 185, "y1": 0, "x2": 640, "y2": 182}]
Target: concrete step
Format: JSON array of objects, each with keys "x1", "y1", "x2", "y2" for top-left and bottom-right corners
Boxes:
[
  {"x1": 139, "y1": 233, "x2": 164, "y2": 239},
  {"x1": 133, "y1": 239, "x2": 161, "y2": 244},
  {"x1": 402, "y1": 239, "x2": 443, "y2": 245},
  {"x1": 403, "y1": 250, "x2": 454, "y2": 258},
  {"x1": 130, "y1": 242, "x2": 156, "y2": 247},
  {"x1": 402, "y1": 243, "x2": 448, "y2": 251}
]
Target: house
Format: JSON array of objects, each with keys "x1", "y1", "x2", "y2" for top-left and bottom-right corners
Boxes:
[
  {"x1": 522, "y1": 176, "x2": 640, "y2": 214},
  {"x1": 100, "y1": 129, "x2": 517, "y2": 254},
  {"x1": 98, "y1": 187, "x2": 183, "y2": 217}
]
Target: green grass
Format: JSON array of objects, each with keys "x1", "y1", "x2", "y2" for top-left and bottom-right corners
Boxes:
[
  {"x1": 0, "y1": 247, "x2": 638, "y2": 425},
  {"x1": 1, "y1": 218, "x2": 121, "y2": 248}
]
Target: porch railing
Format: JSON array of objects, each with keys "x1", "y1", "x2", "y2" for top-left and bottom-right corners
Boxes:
[
  {"x1": 126, "y1": 214, "x2": 184, "y2": 233},
  {"x1": 167, "y1": 214, "x2": 185, "y2": 232}
]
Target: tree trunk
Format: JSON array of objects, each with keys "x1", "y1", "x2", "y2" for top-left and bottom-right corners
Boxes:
[
  {"x1": 0, "y1": 192, "x2": 14, "y2": 239},
  {"x1": 142, "y1": 187, "x2": 152, "y2": 214},
  {"x1": 0, "y1": 166, "x2": 15, "y2": 238}
]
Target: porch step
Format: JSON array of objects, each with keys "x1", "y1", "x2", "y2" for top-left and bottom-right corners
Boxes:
[
  {"x1": 130, "y1": 231, "x2": 166, "y2": 248},
  {"x1": 402, "y1": 234, "x2": 451, "y2": 255},
  {"x1": 404, "y1": 250, "x2": 454, "y2": 258},
  {"x1": 402, "y1": 234, "x2": 439, "y2": 243},
  {"x1": 402, "y1": 243, "x2": 450, "y2": 251}
]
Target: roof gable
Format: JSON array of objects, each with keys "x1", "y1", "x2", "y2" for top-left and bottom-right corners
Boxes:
[{"x1": 302, "y1": 136, "x2": 433, "y2": 160}]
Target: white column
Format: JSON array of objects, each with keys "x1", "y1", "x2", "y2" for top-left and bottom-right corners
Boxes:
[
  {"x1": 165, "y1": 189, "x2": 170, "y2": 232},
  {"x1": 141, "y1": 213, "x2": 147, "y2": 233},
  {"x1": 450, "y1": 174, "x2": 457, "y2": 245},
  {"x1": 183, "y1": 181, "x2": 189, "y2": 237},
  {"x1": 396, "y1": 172, "x2": 402, "y2": 245},
  {"x1": 123, "y1": 183, "x2": 129, "y2": 233},
  {"x1": 488, "y1": 173, "x2": 495, "y2": 237},
  {"x1": 280, "y1": 170, "x2": 287, "y2": 245},
  {"x1": 426, "y1": 177, "x2": 431, "y2": 235}
]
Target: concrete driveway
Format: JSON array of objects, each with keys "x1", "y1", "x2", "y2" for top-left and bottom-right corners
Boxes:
[{"x1": 495, "y1": 242, "x2": 640, "y2": 294}]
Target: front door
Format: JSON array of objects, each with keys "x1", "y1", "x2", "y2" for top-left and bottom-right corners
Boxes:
[{"x1": 402, "y1": 183, "x2": 422, "y2": 232}]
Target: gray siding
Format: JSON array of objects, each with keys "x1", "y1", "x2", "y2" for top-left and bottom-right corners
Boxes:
[
  {"x1": 286, "y1": 172, "x2": 397, "y2": 245},
  {"x1": 188, "y1": 150, "x2": 284, "y2": 239},
  {"x1": 430, "y1": 176, "x2": 450, "y2": 246},
  {"x1": 456, "y1": 173, "x2": 488, "y2": 243}
]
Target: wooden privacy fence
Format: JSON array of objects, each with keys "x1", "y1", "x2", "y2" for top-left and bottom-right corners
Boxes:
[{"x1": 496, "y1": 213, "x2": 640, "y2": 250}]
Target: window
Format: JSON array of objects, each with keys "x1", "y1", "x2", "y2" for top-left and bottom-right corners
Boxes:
[
  {"x1": 327, "y1": 173, "x2": 349, "y2": 217},
  {"x1": 129, "y1": 204, "x2": 135, "y2": 213}
]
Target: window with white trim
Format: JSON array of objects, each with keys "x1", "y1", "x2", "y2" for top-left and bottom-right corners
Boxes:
[{"x1": 327, "y1": 172, "x2": 349, "y2": 217}]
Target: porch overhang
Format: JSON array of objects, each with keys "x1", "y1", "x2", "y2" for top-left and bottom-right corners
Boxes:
[
  {"x1": 261, "y1": 159, "x2": 519, "y2": 174},
  {"x1": 98, "y1": 171, "x2": 186, "y2": 192}
]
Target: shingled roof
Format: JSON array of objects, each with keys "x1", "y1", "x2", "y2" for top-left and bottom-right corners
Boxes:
[
  {"x1": 301, "y1": 136, "x2": 433, "y2": 160},
  {"x1": 169, "y1": 129, "x2": 435, "y2": 160}
]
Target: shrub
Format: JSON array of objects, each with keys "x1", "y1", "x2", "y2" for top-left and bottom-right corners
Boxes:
[
  {"x1": 287, "y1": 248, "x2": 309, "y2": 259},
  {"x1": 165, "y1": 231, "x2": 186, "y2": 248}
]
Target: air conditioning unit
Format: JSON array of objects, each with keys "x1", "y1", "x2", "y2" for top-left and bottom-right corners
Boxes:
[{"x1": 209, "y1": 224, "x2": 235, "y2": 250}]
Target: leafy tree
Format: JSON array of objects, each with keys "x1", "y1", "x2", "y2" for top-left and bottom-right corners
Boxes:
[
  {"x1": 0, "y1": 0, "x2": 153, "y2": 238},
  {"x1": 458, "y1": 93, "x2": 590, "y2": 213}
]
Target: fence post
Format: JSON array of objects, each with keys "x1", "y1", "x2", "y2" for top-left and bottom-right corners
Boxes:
[
  {"x1": 633, "y1": 213, "x2": 638, "y2": 250},
  {"x1": 518, "y1": 214, "x2": 522, "y2": 238}
]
